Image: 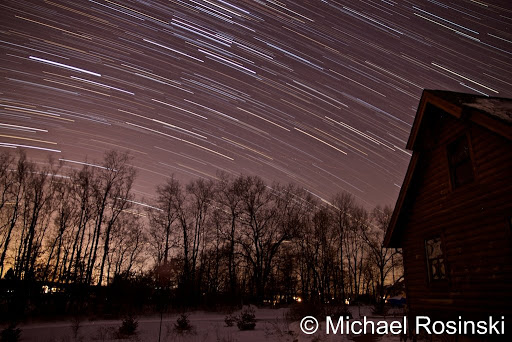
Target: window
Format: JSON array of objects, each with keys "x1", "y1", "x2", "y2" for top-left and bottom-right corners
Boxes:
[
  {"x1": 425, "y1": 237, "x2": 446, "y2": 281},
  {"x1": 447, "y1": 135, "x2": 474, "y2": 188}
]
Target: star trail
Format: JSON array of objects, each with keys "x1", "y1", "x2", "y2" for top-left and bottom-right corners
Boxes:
[{"x1": 1, "y1": 0, "x2": 511, "y2": 208}]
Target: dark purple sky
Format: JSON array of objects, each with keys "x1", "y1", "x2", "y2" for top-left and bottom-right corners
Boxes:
[{"x1": 1, "y1": 0, "x2": 511, "y2": 208}]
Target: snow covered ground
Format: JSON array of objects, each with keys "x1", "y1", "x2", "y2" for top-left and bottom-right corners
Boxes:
[{"x1": 10, "y1": 306, "x2": 404, "y2": 342}]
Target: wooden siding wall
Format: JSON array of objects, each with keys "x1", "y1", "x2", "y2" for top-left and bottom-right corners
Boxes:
[{"x1": 401, "y1": 114, "x2": 512, "y2": 320}]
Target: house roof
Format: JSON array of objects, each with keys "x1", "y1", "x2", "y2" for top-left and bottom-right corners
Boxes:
[{"x1": 384, "y1": 89, "x2": 512, "y2": 248}]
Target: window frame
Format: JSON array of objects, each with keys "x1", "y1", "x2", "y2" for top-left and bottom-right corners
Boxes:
[{"x1": 425, "y1": 235, "x2": 448, "y2": 283}]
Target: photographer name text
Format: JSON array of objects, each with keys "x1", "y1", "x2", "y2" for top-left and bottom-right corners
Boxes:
[{"x1": 300, "y1": 315, "x2": 505, "y2": 335}]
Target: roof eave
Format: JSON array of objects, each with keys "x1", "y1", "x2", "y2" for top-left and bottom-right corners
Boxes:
[
  {"x1": 406, "y1": 90, "x2": 462, "y2": 150},
  {"x1": 384, "y1": 151, "x2": 420, "y2": 248}
]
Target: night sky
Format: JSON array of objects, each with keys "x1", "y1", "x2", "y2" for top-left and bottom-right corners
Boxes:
[{"x1": 1, "y1": 0, "x2": 511, "y2": 208}]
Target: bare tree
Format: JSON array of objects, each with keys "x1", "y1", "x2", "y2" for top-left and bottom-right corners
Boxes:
[
  {"x1": 0, "y1": 151, "x2": 15, "y2": 214},
  {"x1": 85, "y1": 151, "x2": 135, "y2": 286},
  {"x1": 199, "y1": 207, "x2": 225, "y2": 298},
  {"x1": 42, "y1": 175, "x2": 75, "y2": 282},
  {"x1": 237, "y1": 176, "x2": 276, "y2": 301},
  {"x1": 344, "y1": 204, "x2": 370, "y2": 299},
  {"x1": 147, "y1": 176, "x2": 180, "y2": 266},
  {"x1": 97, "y1": 151, "x2": 136, "y2": 286},
  {"x1": 107, "y1": 213, "x2": 146, "y2": 279},
  {"x1": 215, "y1": 172, "x2": 245, "y2": 296},
  {"x1": 311, "y1": 207, "x2": 337, "y2": 303},
  {"x1": 65, "y1": 164, "x2": 96, "y2": 283},
  {"x1": 238, "y1": 178, "x2": 310, "y2": 302},
  {"x1": 182, "y1": 178, "x2": 214, "y2": 297},
  {"x1": 0, "y1": 151, "x2": 27, "y2": 277},
  {"x1": 15, "y1": 158, "x2": 58, "y2": 281},
  {"x1": 330, "y1": 191, "x2": 355, "y2": 302},
  {"x1": 361, "y1": 205, "x2": 403, "y2": 306}
]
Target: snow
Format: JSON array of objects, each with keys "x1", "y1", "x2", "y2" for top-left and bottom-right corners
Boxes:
[
  {"x1": 464, "y1": 98, "x2": 512, "y2": 123},
  {"x1": 8, "y1": 306, "x2": 404, "y2": 342}
]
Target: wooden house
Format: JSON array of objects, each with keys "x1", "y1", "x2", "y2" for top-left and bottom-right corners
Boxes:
[{"x1": 384, "y1": 90, "x2": 512, "y2": 339}]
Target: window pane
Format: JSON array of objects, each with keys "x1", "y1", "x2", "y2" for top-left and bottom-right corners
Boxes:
[{"x1": 425, "y1": 237, "x2": 447, "y2": 281}]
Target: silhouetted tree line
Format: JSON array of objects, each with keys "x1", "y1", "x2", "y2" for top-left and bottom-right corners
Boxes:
[{"x1": 0, "y1": 149, "x2": 402, "y2": 318}]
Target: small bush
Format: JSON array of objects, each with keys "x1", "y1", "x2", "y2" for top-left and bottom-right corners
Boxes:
[
  {"x1": 235, "y1": 306, "x2": 256, "y2": 331},
  {"x1": 118, "y1": 315, "x2": 138, "y2": 337},
  {"x1": 174, "y1": 313, "x2": 193, "y2": 333},
  {"x1": 224, "y1": 314, "x2": 236, "y2": 327},
  {"x1": 1, "y1": 324, "x2": 21, "y2": 342}
]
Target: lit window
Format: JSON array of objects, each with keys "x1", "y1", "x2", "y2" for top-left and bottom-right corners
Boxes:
[
  {"x1": 425, "y1": 237, "x2": 446, "y2": 281},
  {"x1": 447, "y1": 135, "x2": 474, "y2": 188}
]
